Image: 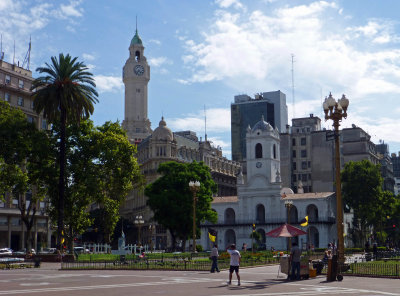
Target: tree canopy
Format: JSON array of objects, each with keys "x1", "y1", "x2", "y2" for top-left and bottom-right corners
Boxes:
[
  {"x1": 0, "y1": 101, "x2": 52, "y2": 250},
  {"x1": 44, "y1": 119, "x2": 143, "y2": 249},
  {"x1": 341, "y1": 159, "x2": 399, "y2": 245},
  {"x1": 31, "y1": 53, "x2": 99, "y2": 250},
  {"x1": 145, "y1": 161, "x2": 218, "y2": 250}
]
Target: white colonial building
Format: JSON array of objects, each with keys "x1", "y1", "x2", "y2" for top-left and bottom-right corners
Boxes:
[{"x1": 200, "y1": 117, "x2": 342, "y2": 251}]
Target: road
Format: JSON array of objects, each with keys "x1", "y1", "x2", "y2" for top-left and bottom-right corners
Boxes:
[{"x1": 1, "y1": 263, "x2": 399, "y2": 296}]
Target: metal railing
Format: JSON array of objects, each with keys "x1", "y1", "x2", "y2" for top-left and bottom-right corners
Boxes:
[{"x1": 62, "y1": 256, "x2": 280, "y2": 271}]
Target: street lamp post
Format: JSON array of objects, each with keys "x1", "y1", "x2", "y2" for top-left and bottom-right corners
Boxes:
[
  {"x1": 134, "y1": 215, "x2": 144, "y2": 247},
  {"x1": 285, "y1": 200, "x2": 294, "y2": 250},
  {"x1": 323, "y1": 92, "x2": 349, "y2": 264},
  {"x1": 189, "y1": 180, "x2": 200, "y2": 253},
  {"x1": 149, "y1": 224, "x2": 156, "y2": 253}
]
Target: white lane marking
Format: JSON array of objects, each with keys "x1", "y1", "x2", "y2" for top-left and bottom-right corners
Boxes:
[
  {"x1": 0, "y1": 277, "x2": 221, "y2": 295},
  {"x1": 20, "y1": 282, "x2": 50, "y2": 286}
]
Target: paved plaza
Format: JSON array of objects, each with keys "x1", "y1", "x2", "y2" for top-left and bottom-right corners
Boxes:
[{"x1": 1, "y1": 263, "x2": 399, "y2": 296}]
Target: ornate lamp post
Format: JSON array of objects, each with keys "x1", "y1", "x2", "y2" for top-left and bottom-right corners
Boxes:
[
  {"x1": 285, "y1": 200, "x2": 294, "y2": 250},
  {"x1": 323, "y1": 92, "x2": 349, "y2": 264},
  {"x1": 134, "y1": 215, "x2": 144, "y2": 247},
  {"x1": 189, "y1": 180, "x2": 200, "y2": 252}
]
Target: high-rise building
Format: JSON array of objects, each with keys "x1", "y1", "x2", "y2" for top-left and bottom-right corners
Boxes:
[
  {"x1": 281, "y1": 116, "x2": 380, "y2": 193},
  {"x1": 376, "y1": 143, "x2": 395, "y2": 193},
  {"x1": 391, "y1": 152, "x2": 400, "y2": 195},
  {"x1": 231, "y1": 91, "x2": 288, "y2": 163},
  {"x1": 0, "y1": 56, "x2": 50, "y2": 251}
]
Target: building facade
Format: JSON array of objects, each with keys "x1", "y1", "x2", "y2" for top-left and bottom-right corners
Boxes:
[
  {"x1": 231, "y1": 91, "x2": 288, "y2": 163},
  {"x1": 281, "y1": 117, "x2": 381, "y2": 194},
  {"x1": 119, "y1": 30, "x2": 240, "y2": 249},
  {"x1": 0, "y1": 58, "x2": 51, "y2": 251},
  {"x1": 200, "y1": 117, "x2": 340, "y2": 251}
]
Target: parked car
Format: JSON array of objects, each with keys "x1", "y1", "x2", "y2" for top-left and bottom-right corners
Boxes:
[
  {"x1": 12, "y1": 248, "x2": 36, "y2": 255},
  {"x1": 40, "y1": 248, "x2": 57, "y2": 254},
  {"x1": 0, "y1": 248, "x2": 13, "y2": 256},
  {"x1": 73, "y1": 247, "x2": 90, "y2": 254}
]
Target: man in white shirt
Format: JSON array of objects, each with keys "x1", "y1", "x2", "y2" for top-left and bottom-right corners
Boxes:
[
  {"x1": 226, "y1": 244, "x2": 241, "y2": 286},
  {"x1": 210, "y1": 244, "x2": 220, "y2": 273}
]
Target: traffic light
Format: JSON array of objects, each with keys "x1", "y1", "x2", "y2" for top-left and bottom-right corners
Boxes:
[{"x1": 252, "y1": 223, "x2": 256, "y2": 232}]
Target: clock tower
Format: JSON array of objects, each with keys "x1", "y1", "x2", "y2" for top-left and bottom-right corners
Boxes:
[{"x1": 122, "y1": 28, "x2": 152, "y2": 143}]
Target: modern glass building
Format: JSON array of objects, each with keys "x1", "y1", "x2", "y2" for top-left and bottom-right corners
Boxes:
[{"x1": 231, "y1": 90, "x2": 288, "y2": 162}]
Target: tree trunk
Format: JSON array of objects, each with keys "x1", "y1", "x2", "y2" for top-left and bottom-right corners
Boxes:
[{"x1": 57, "y1": 107, "x2": 67, "y2": 251}]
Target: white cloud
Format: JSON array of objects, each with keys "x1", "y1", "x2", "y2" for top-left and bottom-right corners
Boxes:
[
  {"x1": 215, "y1": 0, "x2": 245, "y2": 11},
  {"x1": 167, "y1": 108, "x2": 231, "y2": 133},
  {"x1": 148, "y1": 56, "x2": 172, "y2": 67},
  {"x1": 180, "y1": 1, "x2": 400, "y2": 101},
  {"x1": 149, "y1": 39, "x2": 161, "y2": 45},
  {"x1": 82, "y1": 53, "x2": 96, "y2": 61},
  {"x1": 94, "y1": 75, "x2": 123, "y2": 93},
  {"x1": 59, "y1": 0, "x2": 83, "y2": 18}
]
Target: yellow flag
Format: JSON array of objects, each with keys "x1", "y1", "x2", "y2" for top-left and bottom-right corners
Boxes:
[
  {"x1": 208, "y1": 232, "x2": 216, "y2": 242},
  {"x1": 300, "y1": 216, "x2": 309, "y2": 227}
]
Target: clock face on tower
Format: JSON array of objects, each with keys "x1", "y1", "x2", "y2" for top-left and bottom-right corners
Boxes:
[
  {"x1": 134, "y1": 64, "x2": 145, "y2": 76},
  {"x1": 256, "y1": 162, "x2": 262, "y2": 168}
]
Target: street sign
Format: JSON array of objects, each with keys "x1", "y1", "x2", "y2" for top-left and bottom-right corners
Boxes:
[{"x1": 326, "y1": 131, "x2": 335, "y2": 141}]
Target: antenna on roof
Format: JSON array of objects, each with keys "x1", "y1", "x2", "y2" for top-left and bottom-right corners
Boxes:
[
  {"x1": 0, "y1": 34, "x2": 3, "y2": 60},
  {"x1": 22, "y1": 36, "x2": 31, "y2": 70},
  {"x1": 204, "y1": 104, "x2": 207, "y2": 142},
  {"x1": 13, "y1": 40, "x2": 15, "y2": 65},
  {"x1": 291, "y1": 54, "x2": 296, "y2": 119}
]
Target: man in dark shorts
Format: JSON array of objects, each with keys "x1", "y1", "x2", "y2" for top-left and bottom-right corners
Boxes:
[{"x1": 226, "y1": 244, "x2": 241, "y2": 286}]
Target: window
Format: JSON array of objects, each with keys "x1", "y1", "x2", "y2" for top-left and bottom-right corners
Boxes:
[
  {"x1": 302, "y1": 174, "x2": 308, "y2": 182},
  {"x1": 136, "y1": 88, "x2": 141, "y2": 93},
  {"x1": 27, "y1": 116, "x2": 34, "y2": 123},
  {"x1": 301, "y1": 150, "x2": 307, "y2": 158},
  {"x1": 292, "y1": 150, "x2": 296, "y2": 158},
  {"x1": 308, "y1": 161, "x2": 311, "y2": 168},
  {"x1": 19, "y1": 79, "x2": 24, "y2": 88},
  {"x1": 307, "y1": 127, "x2": 310, "y2": 132},
  {"x1": 292, "y1": 174, "x2": 297, "y2": 182},
  {"x1": 5, "y1": 93, "x2": 10, "y2": 102},
  {"x1": 301, "y1": 137, "x2": 306, "y2": 145},
  {"x1": 31, "y1": 100, "x2": 35, "y2": 109},
  {"x1": 292, "y1": 138, "x2": 296, "y2": 146},
  {"x1": 301, "y1": 161, "x2": 307, "y2": 170},
  {"x1": 0, "y1": 201, "x2": 4, "y2": 208},
  {"x1": 292, "y1": 162, "x2": 297, "y2": 170},
  {"x1": 5, "y1": 75, "x2": 10, "y2": 84},
  {"x1": 255, "y1": 143, "x2": 262, "y2": 158},
  {"x1": 136, "y1": 128, "x2": 141, "y2": 132},
  {"x1": 41, "y1": 119, "x2": 47, "y2": 129},
  {"x1": 17, "y1": 97, "x2": 24, "y2": 106},
  {"x1": 273, "y1": 144, "x2": 277, "y2": 159}
]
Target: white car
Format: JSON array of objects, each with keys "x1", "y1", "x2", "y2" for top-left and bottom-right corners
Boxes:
[
  {"x1": 0, "y1": 248, "x2": 13, "y2": 256},
  {"x1": 74, "y1": 247, "x2": 90, "y2": 254}
]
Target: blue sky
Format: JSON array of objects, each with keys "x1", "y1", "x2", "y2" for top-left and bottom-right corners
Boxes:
[{"x1": 2, "y1": 0, "x2": 400, "y2": 159}]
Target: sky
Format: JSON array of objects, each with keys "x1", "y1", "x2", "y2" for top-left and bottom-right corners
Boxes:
[{"x1": 2, "y1": 0, "x2": 400, "y2": 159}]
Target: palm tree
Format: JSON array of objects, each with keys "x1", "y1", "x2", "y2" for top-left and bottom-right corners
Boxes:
[{"x1": 31, "y1": 53, "x2": 98, "y2": 250}]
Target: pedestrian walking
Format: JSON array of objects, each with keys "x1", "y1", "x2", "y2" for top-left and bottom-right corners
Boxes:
[
  {"x1": 226, "y1": 244, "x2": 241, "y2": 286},
  {"x1": 210, "y1": 244, "x2": 220, "y2": 273},
  {"x1": 290, "y1": 242, "x2": 302, "y2": 280}
]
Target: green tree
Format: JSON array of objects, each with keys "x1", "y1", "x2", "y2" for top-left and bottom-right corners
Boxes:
[
  {"x1": 341, "y1": 160, "x2": 387, "y2": 245},
  {"x1": 45, "y1": 120, "x2": 142, "y2": 250},
  {"x1": 145, "y1": 161, "x2": 217, "y2": 251},
  {"x1": 31, "y1": 53, "x2": 98, "y2": 250},
  {"x1": 0, "y1": 101, "x2": 52, "y2": 250}
]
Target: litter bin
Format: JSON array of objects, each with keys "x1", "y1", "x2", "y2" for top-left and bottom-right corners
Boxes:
[
  {"x1": 326, "y1": 255, "x2": 338, "y2": 282},
  {"x1": 33, "y1": 257, "x2": 41, "y2": 268}
]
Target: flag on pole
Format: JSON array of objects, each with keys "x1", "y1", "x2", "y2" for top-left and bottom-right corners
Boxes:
[
  {"x1": 300, "y1": 216, "x2": 309, "y2": 227},
  {"x1": 208, "y1": 228, "x2": 217, "y2": 242}
]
